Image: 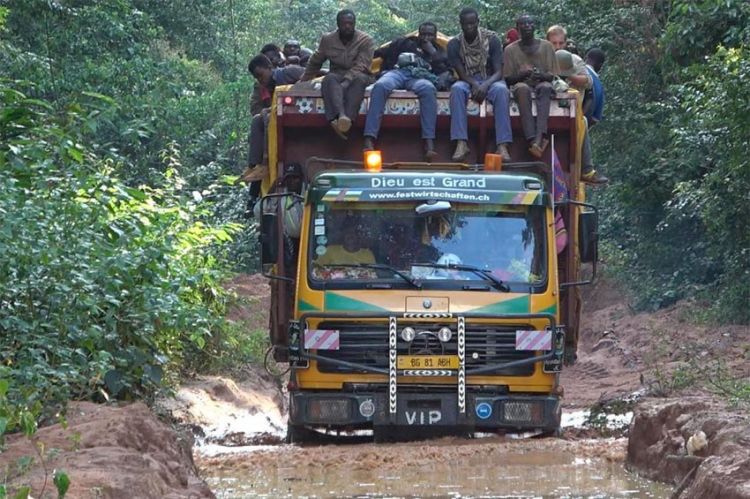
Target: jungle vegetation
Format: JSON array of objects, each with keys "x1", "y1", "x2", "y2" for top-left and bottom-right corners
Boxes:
[{"x1": 0, "y1": 0, "x2": 747, "y2": 433}]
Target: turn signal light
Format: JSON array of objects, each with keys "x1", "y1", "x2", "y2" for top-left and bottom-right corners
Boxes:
[
  {"x1": 484, "y1": 153, "x2": 502, "y2": 171},
  {"x1": 364, "y1": 150, "x2": 382, "y2": 172}
]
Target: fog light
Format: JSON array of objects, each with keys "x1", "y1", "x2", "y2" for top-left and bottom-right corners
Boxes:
[
  {"x1": 438, "y1": 327, "x2": 452, "y2": 342},
  {"x1": 359, "y1": 399, "x2": 375, "y2": 418},
  {"x1": 307, "y1": 398, "x2": 352, "y2": 424},
  {"x1": 401, "y1": 327, "x2": 416, "y2": 342}
]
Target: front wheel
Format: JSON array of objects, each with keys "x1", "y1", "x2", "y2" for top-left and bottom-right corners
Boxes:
[{"x1": 286, "y1": 423, "x2": 318, "y2": 444}]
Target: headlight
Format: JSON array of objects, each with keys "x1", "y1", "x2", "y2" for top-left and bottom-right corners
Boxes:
[
  {"x1": 438, "y1": 327, "x2": 452, "y2": 342},
  {"x1": 401, "y1": 327, "x2": 416, "y2": 342}
]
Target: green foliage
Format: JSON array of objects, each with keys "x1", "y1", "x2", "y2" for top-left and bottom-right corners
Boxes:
[
  {"x1": 0, "y1": 0, "x2": 746, "y2": 448},
  {"x1": 648, "y1": 359, "x2": 750, "y2": 409},
  {"x1": 662, "y1": 0, "x2": 750, "y2": 67},
  {"x1": 53, "y1": 470, "x2": 70, "y2": 498},
  {"x1": 0, "y1": 81, "x2": 239, "y2": 425}
]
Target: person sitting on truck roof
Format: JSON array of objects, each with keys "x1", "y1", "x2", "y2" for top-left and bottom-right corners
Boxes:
[
  {"x1": 554, "y1": 49, "x2": 608, "y2": 184},
  {"x1": 300, "y1": 9, "x2": 374, "y2": 140},
  {"x1": 547, "y1": 25, "x2": 609, "y2": 184},
  {"x1": 247, "y1": 53, "x2": 304, "y2": 117},
  {"x1": 283, "y1": 39, "x2": 302, "y2": 65},
  {"x1": 584, "y1": 47, "x2": 606, "y2": 125},
  {"x1": 504, "y1": 15, "x2": 559, "y2": 160},
  {"x1": 504, "y1": 28, "x2": 519, "y2": 48},
  {"x1": 448, "y1": 7, "x2": 513, "y2": 163},
  {"x1": 261, "y1": 43, "x2": 285, "y2": 68},
  {"x1": 363, "y1": 22, "x2": 449, "y2": 161},
  {"x1": 283, "y1": 39, "x2": 313, "y2": 67},
  {"x1": 241, "y1": 54, "x2": 304, "y2": 207}
]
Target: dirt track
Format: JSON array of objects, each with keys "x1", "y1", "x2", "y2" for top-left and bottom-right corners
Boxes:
[
  {"x1": 190, "y1": 274, "x2": 748, "y2": 498},
  {"x1": 1, "y1": 274, "x2": 746, "y2": 498}
]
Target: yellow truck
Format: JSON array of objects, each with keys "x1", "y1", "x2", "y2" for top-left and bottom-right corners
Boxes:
[{"x1": 258, "y1": 81, "x2": 598, "y2": 441}]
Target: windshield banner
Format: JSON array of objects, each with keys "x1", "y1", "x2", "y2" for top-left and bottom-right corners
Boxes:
[{"x1": 312, "y1": 173, "x2": 547, "y2": 206}]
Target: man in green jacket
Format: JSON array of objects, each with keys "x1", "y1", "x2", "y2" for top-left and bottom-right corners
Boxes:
[{"x1": 300, "y1": 9, "x2": 374, "y2": 140}]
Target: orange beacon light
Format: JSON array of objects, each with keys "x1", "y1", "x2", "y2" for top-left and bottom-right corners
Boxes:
[{"x1": 364, "y1": 150, "x2": 382, "y2": 172}]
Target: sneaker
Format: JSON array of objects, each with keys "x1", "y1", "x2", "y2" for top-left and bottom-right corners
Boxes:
[
  {"x1": 528, "y1": 138, "x2": 549, "y2": 159},
  {"x1": 241, "y1": 164, "x2": 268, "y2": 183},
  {"x1": 452, "y1": 140, "x2": 470, "y2": 162},
  {"x1": 496, "y1": 143, "x2": 512, "y2": 162},
  {"x1": 363, "y1": 136, "x2": 375, "y2": 151},
  {"x1": 337, "y1": 116, "x2": 352, "y2": 133},
  {"x1": 424, "y1": 139, "x2": 438, "y2": 162},
  {"x1": 330, "y1": 120, "x2": 348, "y2": 140},
  {"x1": 581, "y1": 169, "x2": 609, "y2": 185}
]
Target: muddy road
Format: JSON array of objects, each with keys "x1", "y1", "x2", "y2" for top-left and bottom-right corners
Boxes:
[
  {"x1": 181, "y1": 275, "x2": 747, "y2": 498},
  {"x1": 197, "y1": 434, "x2": 672, "y2": 498},
  {"x1": 0, "y1": 276, "x2": 745, "y2": 498}
]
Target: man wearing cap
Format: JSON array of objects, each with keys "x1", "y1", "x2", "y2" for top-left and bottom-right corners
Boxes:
[
  {"x1": 300, "y1": 9, "x2": 374, "y2": 140},
  {"x1": 448, "y1": 7, "x2": 513, "y2": 163},
  {"x1": 503, "y1": 14, "x2": 558, "y2": 159},
  {"x1": 548, "y1": 25, "x2": 609, "y2": 185},
  {"x1": 363, "y1": 21, "x2": 450, "y2": 161},
  {"x1": 242, "y1": 54, "x2": 304, "y2": 208}
]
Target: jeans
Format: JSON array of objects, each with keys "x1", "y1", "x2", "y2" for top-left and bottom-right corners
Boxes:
[
  {"x1": 248, "y1": 109, "x2": 270, "y2": 167},
  {"x1": 321, "y1": 72, "x2": 369, "y2": 122},
  {"x1": 449, "y1": 78, "x2": 512, "y2": 145},
  {"x1": 581, "y1": 116, "x2": 593, "y2": 173},
  {"x1": 364, "y1": 69, "x2": 437, "y2": 139}
]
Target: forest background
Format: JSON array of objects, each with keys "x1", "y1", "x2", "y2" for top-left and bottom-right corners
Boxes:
[{"x1": 0, "y1": 0, "x2": 748, "y2": 435}]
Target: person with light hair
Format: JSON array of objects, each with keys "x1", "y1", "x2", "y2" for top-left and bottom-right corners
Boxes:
[
  {"x1": 546, "y1": 25, "x2": 567, "y2": 49},
  {"x1": 546, "y1": 26, "x2": 609, "y2": 185}
]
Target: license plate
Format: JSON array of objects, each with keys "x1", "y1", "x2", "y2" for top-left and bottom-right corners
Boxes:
[
  {"x1": 397, "y1": 355, "x2": 459, "y2": 369},
  {"x1": 404, "y1": 409, "x2": 443, "y2": 425}
]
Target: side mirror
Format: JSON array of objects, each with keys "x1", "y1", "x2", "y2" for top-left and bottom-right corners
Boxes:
[
  {"x1": 559, "y1": 200, "x2": 599, "y2": 289},
  {"x1": 578, "y1": 210, "x2": 598, "y2": 263}
]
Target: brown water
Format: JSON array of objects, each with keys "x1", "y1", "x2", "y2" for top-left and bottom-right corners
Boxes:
[{"x1": 199, "y1": 437, "x2": 673, "y2": 498}]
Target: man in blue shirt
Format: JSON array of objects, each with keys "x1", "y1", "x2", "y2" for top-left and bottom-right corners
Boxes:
[
  {"x1": 447, "y1": 7, "x2": 512, "y2": 163},
  {"x1": 584, "y1": 48, "x2": 606, "y2": 125}
]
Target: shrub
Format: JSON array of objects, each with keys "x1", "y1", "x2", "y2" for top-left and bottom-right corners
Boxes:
[{"x1": 0, "y1": 81, "x2": 238, "y2": 428}]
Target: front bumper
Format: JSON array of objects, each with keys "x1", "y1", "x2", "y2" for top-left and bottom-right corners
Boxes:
[{"x1": 289, "y1": 390, "x2": 561, "y2": 432}]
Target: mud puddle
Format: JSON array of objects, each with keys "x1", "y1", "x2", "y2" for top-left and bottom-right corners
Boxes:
[{"x1": 198, "y1": 436, "x2": 673, "y2": 498}]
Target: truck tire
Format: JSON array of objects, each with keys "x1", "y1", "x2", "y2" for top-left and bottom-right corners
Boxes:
[
  {"x1": 373, "y1": 426, "x2": 404, "y2": 443},
  {"x1": 539, "y1": 425, "x2": 562, "y2": 438},
  {"x1": 286, "y1": 423, "x2": 317, "y2": 444}
]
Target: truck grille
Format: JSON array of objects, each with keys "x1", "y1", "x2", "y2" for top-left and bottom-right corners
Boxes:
[{"x1": 314, "y1": 322, "x2": 536, "y2": 375}]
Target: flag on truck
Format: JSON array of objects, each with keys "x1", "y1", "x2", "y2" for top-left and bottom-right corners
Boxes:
[
  {"x1": 551, "y1": 144, "x2": 568, "y2": 203},
  {"x1": 551, "y1": 137, "x2": 568, "y2": 254}
]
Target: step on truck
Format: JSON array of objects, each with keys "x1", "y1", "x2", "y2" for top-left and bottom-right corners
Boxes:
[{"x1": 257, "y1": 74, "x2": 599, "y2": 440}]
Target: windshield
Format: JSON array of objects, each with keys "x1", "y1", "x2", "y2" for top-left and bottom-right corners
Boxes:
[{"x1": 308, "y1": 202, "x2": 547, "y2": 291}]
